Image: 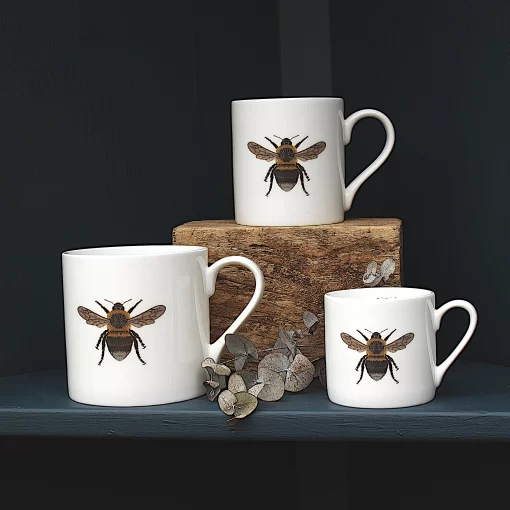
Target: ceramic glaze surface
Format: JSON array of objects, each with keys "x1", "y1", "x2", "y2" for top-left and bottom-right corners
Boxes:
[
  {"x1": 62, "y1": 246, "x2": 264, "y2": 407},
  {"x1": 325, "y1": 287, "x2": 477, "y2": 409},
  {"x1": 232, "y1": 97, "x2": 395, "y2": 226}
]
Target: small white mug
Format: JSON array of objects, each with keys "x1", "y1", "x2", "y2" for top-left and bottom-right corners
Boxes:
[
  {"x1": 232, "y1": 97, "x2": 395, "y2": 226},
  {"x1": 62, "y1": 245, "x2": 264, "y2": 407},
  {"x1": 325, "y1": 287, "x2": 478, "y2": 408}
]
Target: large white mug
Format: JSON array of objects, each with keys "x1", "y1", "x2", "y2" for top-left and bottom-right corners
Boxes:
[
  {"x1": 232, "y1": 97, "x2": 395, "y2": 226},
  {"x1": 325, "y1": 287, "x2": 477, "y2": 408},
  {"x1": 62, "y1": 245, "x2": 264, "y2": 406}
]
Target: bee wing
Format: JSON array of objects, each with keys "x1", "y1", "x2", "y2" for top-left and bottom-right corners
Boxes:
[
  {"x1": 380, "y1": 258, "x2": 396, "y2": 281},
  {"x1": 296, "y1": 142, "x2": 326, "y2": 161},
  {"x1": 77, "y1": 307, "x2": 109, "y2": 327},
  {"x1": 340, "y1": 333, "x2": 367, "y2": 352},
  {"x1": 129, "y1": 305, "x2": 166, "y2": 328},
  {"x1": 386, "y1": 333, "x2": 415, "y2": 352},
  {"x1": 247, "y1": 142, "x2": 277, "y2": 161}
]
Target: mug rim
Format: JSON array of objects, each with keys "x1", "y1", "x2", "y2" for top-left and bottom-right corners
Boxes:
[
  {"x1": 232, "y1": 96, "x2": 344, "y2": 104},
  {"x1": 325, "y1": 287, "x2": 435, "y2": 302},
  {"x1": 62, "y1": 245, "x2": 207, "y2": 258}
]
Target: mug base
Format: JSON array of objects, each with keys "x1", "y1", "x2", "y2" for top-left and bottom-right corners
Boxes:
[
  {"x1": 234, "y1": 217, "x2": 345, "y2": 227},
  {"x1": 67, "y1": 388, "x2": 207, "y2": 407},
  {"x1": 327, "y1": 392, "x2": 436, "y2": 409}
]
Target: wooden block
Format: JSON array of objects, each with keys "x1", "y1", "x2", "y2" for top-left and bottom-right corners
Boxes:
[{"x1": 172, "y1": 219, "x2": 403, "y2": 362}]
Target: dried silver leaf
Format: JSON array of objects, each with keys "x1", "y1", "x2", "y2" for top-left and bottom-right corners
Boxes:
[
  {"x1": 201, "y1": 358, "x2": 231, "y2": 376},
  {"x1": 203, "y1": 366, "x2": 222, "y2": 401},
  {"x1": 233, "y1": 392, "x2": 258, "y2": 419},
  {"x1": 218, "y1": 390, "x2": 237, "y2": 416},
  {"x1": 303, "y1": 311, "x2": 319, "y2": 335},
  {"x1": 248, "y1": 383, "x2": 265, "y2": 397},
  {"x1": 380, "y1": 258, "x2": 396, "y2": 281},
  {"x1": 285, "y1": 353, "x2": 315, "y2": 392},
  {"x1": 258, "y1": 352, "x2": 290, "y2": 382},
  {"x1": 225, "y1": 334, "x2": 258, "y2": 371},
  {"x1": 271, "y1": 336, "x2": 291, "y2": 357},
  {"x1": 363, "y1": 261, "x2": 380, "y2": 286},
  {"x1": 228, "y1": 373, "x2": 247, "y2": 394},
  {"x1": 313, "y1": 357, "x2": 327, "y2": 389},
  {"x1": 276, "y1": 327, "x2": 298, "y2": 359},
  {"x1": 226, "y1": 334, "x2": 258, "y2": 359},
  {"x1": 236, "y1": 370, "x2": 258, "y2": 390},
  {"x1": 234, "y1": 355, "x2": 247, "y2": 372},
  {"x1": 204, "y1": 383, "x2": 221, "y2": 401},
  {"x1": 257, "y1": 368, "x2": 285, "y2": 401}
]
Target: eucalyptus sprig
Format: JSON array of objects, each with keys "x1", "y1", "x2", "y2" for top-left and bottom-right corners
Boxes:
[{"x1": 202, "y1": 311, "x2": 324, "y2": 423}]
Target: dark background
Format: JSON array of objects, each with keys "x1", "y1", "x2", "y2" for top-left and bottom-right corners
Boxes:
[{"x1": 0, "y1": 0, "x2": 508, "y2": 507}]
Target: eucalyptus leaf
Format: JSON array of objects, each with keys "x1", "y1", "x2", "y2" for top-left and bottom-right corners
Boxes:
[
  {"x1": 201, "y1": 358, "x2": 231, "y2": 376},
  {"x1": 218, "y1": 390, "x2": 237, "y2": 416},
  {"x1": 203, "y1": 366, "x2": 222, "y2": 401},
  {"x1": 228, "y1": 373, "x2": 247, "y2": 394},
  {"x1": 248, "y1": 382, "x2": 265, "y2": 397},
  {"x1": 257, "y1": 367, "x2": 285, "y2": 401},
  {"x1": 233, "y1": 392, "x2": 258, "y2": 419},
  {"x1": 285, "y1": 353, "x2": 315, "y2": 392},
  {"x1": 303, "y1": 311, "x2": 319, "y2": 335},
  {"x1": 380, "y1": 258, "x2": 396, "y2": 281},
  {"x1": 225, "y1": 334, "x2": 258, "y2": 371},
  {"x1": 278, "y1": 327, "x2": 298, "y2": 356},
  {"x1": 236, "y1": 370, "x2": 258, "y2": 390},
  {"x1": 258, "y1": 352, "x2": 290, "y2": 382},
  {"x1": 313, "y1": 357, "x2": 327, "y2": 389}
]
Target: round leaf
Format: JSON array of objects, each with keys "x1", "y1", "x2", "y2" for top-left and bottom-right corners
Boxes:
[
  {"x1": 218, "y1": 390, "x2": 237, "y2": 416},
  {"x1": 258, "y1": 353, "x2": 290, "y2": 382},
  {"x1": 225, "y1": 334, "x2": 258, "y2": 360},
  {"x1": 233, "y1": 392, "x2": 258, "y2": 419},
  {"x1": 278, "y1": 327, "x2": 298, "y2": 357},
  {"x1": 303, "y1": 311, "x2": 319, "y2": 335},
  {"x1": 203, "y1": 366, "x2": 222, "y2": 401},
  {"x1": 285, "y1": 353, "x2": 315, "y2": 392},
  {"x1": 248, "y1": 382, "x2": 265, "y2": 397},
  {"x1": 234, "y1": 354, "x2": 248, "y2": 372},
  {"x1": 236, "y1": 370, "x2": 258, "y2": 389},
  {"x1": 313, "y1": 357, "x2": 327, "y2": 389},
  {"x1": 204, "y1": 381, "x2": 221, "y2": 401},
  {"x1": 380, "y1": 258, "x2": 396, "y2": 281},
  {"x1": 257, "y1": 368, "x2": 285, "y2": 401},
  {"x1": 228, "y1": 373, "x2": 247, "y2": 394},
  {"x1": 201, "y1": 358, "x2": 231, "y2": 376}
]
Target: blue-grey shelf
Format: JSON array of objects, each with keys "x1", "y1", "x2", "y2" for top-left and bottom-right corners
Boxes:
[{"x1": 0, "y1": 360, "x2": 508, "y2": 441}]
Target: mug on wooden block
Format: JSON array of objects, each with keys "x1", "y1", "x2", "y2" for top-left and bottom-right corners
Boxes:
[
  {"x1": 232, "y1": 97, "x2": 395, "y2": 226},
  {"x1": 325, "y1": 287, "x2": 478, "y2": 408},
  {"x1": 62, "y1": 245, "x2": 264, "y2": 406}
]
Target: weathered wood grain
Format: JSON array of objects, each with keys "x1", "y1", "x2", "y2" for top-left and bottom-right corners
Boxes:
[{"x1": 172, "y1": 219, "x2": 403, "y2": 361}]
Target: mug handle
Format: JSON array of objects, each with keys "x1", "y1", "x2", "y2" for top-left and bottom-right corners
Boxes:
[
  {"x1": 342, "y1": 109, "x2": 395, "y2": 212},
  {"x1": 433, "y1": 300, "x2": 478, "y2": 386},
  {"x1": 204, "y1": 256, "x2": 265, "y2": 362}
]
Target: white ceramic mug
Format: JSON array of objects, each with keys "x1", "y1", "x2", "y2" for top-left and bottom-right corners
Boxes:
[
  {"x1": 62, "y1": 245, "x2": 264, "y2": 407},
  {"x1": 325, "y1": 287, "x2": 477, "y2": 408},
  {"x1": 232, "y1": 97, "x2": 395, "y2": 226}
]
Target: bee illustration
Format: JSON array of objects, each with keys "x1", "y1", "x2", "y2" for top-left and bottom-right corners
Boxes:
[
  {"x1": 247, "y1": 135, "x2": 326, "y2": 196},
  {"x1": 340, "y1": 329, "x2": 414, "y2": 384},
  {"x1": 77, "y1": 299, "x2": 166, "y2": 366},
  {"x1": 363, "y1": 258, "x2": 395, "y2": 287}
]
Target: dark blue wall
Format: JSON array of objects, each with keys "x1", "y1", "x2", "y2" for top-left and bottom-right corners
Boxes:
[
  {"x1": 0, "y1": 0, "x2": 280, "y2": 376},
  {"x1": 330, "y1": 0, "x2": 509, "y2": 366}
]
